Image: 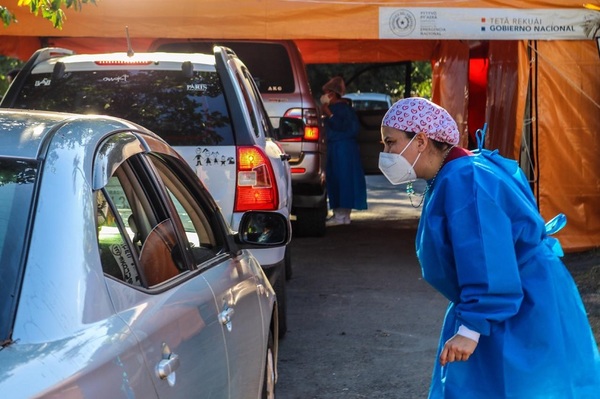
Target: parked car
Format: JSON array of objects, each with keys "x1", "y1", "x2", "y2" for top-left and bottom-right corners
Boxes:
[
  {"x1": 343, "y1": 92, "x2": 393, "y2": 111},
  {"x1": 0, "y1": 46, "x2": 293, "y2": 336},
  {"x1": 0, "y1": 109, "x2": 289, "y2": 398},
  {"x1": 150, "y1": 39, "x2": 328, "y2": 237}
]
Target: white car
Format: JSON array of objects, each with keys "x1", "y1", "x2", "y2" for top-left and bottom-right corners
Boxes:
[
  {"x1": 2, "y1": 47, "x2": 294, "y2": 337},
  {"x1": 344, "y1": 92, "x2": 393, "y2": 111}
]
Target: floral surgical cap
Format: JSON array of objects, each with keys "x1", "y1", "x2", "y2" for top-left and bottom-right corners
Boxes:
[{"x1": 382, "y1": 97, "x2": 460, "y2": 145}]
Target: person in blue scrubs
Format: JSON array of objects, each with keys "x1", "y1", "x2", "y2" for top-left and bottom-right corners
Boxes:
[
  {"x1": 320, "y1": 76, "x2": 367, "y2": 226},
  {"x1": 379, "y1": 97, "x2": 600, "y2": 398}
]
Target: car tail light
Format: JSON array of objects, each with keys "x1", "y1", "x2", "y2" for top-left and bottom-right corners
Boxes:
[
  {"x1": 283, "y1": 108, "x2": 320, "y2": 142},
  {"x1": 235, "y1": 146, "x2": 279, "y2": 211}
]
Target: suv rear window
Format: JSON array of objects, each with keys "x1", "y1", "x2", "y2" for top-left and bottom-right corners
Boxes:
[
  {"x1": 156, "y1": 42, "x2": 295, "y2": 94},
  {"x1": 12, "y1": 69, "x2": 234, "y2": 146}
]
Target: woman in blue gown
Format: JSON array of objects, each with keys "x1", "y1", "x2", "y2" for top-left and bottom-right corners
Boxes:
[
  {"x1": 378, "y1": 97, "x2": 600, "y2": 398},
  {"x1": 320, "y1": 76, "x2": 367, "y2": 226}
]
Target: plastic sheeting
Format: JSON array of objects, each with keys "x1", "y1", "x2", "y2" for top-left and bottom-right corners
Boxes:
[
  {"x1": 485, "y1": 41, "x2": 529, "y2": 159},
  {"x1": 431, "y1": 41, "x2": 470, "y2": 148}
]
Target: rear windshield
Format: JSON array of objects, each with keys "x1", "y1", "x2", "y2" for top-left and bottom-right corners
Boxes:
[
  {"x1": 0, "y1": 158, "x2": 38, "y2": 340},
  {"x1": 351, "y1": 100, "x2": 391, "y2": 111},
  {"x1": 12, "y1": 69, "x2": 234, "y2": 146},
  {"x1": 156, "y1": 42, "x2": 295, "y2": 94}
]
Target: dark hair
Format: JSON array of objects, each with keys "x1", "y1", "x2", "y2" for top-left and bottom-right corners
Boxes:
[{"x1": 402, "y1": 131, "x2": 451, "y2": 152}]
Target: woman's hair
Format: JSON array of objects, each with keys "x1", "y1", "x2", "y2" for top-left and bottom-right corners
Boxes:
[{"x1": 403, "y1": 131, "x2": 451, "y2": 152}]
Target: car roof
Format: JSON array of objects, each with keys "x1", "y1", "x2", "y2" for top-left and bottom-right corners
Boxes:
[
  {"x1": 0, "y1": 109, "x2": 142, "y2": 159},
  {"x1": 30, "y1": 51, "x2": 217, "y2": 73}
]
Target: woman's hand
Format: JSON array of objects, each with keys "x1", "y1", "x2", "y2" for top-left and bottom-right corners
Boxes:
[{"x1": 439, "y1": 334, "x2": 478, "y2": 366}]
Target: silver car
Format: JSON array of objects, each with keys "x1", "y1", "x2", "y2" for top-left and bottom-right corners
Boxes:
[{"x1": 0, "y1": 109, "x2": 288, "y2": 398}]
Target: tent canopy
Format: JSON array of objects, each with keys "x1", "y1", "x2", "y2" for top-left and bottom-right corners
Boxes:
[{"x1": 1, "y1": 0, "x2": 598, "y2": 61}]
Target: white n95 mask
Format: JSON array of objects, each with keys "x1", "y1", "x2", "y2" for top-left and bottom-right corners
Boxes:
[{"x1": 378, "y1": 135, "x2": 421, "y2": 185}]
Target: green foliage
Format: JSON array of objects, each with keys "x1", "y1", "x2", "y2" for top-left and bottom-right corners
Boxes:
[
  {"x1": 307, "y1": 61, "x2": 432, "y2": 101},
  {"x1": 0, "y1": 6, "x2": 16, "y2": 27},
  {"x1": 0, "y1": 56, "x2": 23, "y2": 97},
  {"x1": 0, "y1": 0, "x2": 95, "y2": 29}
]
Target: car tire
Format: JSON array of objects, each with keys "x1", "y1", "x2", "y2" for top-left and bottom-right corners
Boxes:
[
  {"x1": 293, "y1": 202, "x2": 327, "y2": 237},
  {"x1": 273, "y1": 266, "x2": 287, "y2": 338},
  {"x1": 261, "y1": 330, "x2": 276, "y2": 399},
  {"x1": 285, "y1": 245, "x2": 292, "y2": 281}
]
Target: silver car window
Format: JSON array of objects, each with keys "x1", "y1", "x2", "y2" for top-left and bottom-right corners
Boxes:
[
  {"x1": 146, "y1": 154, "x2": 223, "y2": 268},
  {"x1": 96, "y1": 189, "x2": 143, "y2": 286},
  {"x1": 97, "y1": 157, "x2": 188, "y2": 288},
  {"x1": 234, "y1": 70, "x2": 260, "y2": 138},
  {"x1": 241, "y1": 66, "x2": 274, "y2": 139},
  {"x1": 0, "y1": 158, "x2": 38, "y2": 340}
]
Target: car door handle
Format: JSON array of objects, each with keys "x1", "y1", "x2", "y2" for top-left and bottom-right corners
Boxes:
[
  {"x1": 156, "y1": 343, "x2": 180, "y2": 385},
  {"x1": 219, "y1": 307, "x2": 234, "y2": 324},
  {"x1": 157, "y1": 353, "x2": 180, "y2": 379},
  {"x1": 219, "y1": 307, "x2": 235, "y2": 331},
  {"x1": 280, "y1": 154, "x2": 291, "y2": 161}
]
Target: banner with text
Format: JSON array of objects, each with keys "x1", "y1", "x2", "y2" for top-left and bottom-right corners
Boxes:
[{"x1": 379, "y1": 8, "x2": 600, "y2": 40}]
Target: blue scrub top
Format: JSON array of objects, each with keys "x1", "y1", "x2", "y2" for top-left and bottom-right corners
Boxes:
[{"x1": 416, "y1": 149, "x2": 600, "y2": 398}]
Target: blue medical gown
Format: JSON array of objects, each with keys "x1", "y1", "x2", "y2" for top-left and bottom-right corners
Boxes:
[
  {"x1": 324, "y1": 102, "x2": 367, "y2": 210},
  {"x1": 416, "y1": 149, "x2": 600, "y2": 398}
]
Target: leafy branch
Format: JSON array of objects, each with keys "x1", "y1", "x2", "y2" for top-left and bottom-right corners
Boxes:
[{"x1": 1, "y1": 0, "x2": 96, "y2": 29}]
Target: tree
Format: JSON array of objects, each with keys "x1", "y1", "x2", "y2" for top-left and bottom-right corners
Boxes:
[{"x1": 1, "y1": 0, "x2": 95, "y2": 29}]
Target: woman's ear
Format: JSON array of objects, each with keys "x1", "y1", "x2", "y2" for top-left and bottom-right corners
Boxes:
[{"x1": 415, "y1": 132, "x2": 428, "y2": 152}]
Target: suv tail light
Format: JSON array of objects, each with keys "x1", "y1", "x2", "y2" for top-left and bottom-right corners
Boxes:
[
  {"x1": 282, "y1": 108, "x2": 320, "y2": 142},
  {"x1": 235, "y1": 146, "x2": 279, "y2": 211}
]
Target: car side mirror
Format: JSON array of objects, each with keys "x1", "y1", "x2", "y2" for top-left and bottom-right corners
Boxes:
[
  {"x1": 237, "y1": 211, "x2": 290, "y2": 246},
  {"x1": 275, "y1": 117, "x2": 304, "y2": 140}
]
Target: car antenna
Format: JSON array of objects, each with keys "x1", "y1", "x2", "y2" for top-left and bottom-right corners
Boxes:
[{"x1": 126, "y1": 26, "x2": 135, "y2": 57}]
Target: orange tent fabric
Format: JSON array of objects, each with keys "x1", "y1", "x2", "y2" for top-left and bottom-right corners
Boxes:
[{"x1": 532, "y1": 40, "x2": 600, "y2": 250}]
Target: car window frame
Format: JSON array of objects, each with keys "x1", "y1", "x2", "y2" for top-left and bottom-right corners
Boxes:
[
  {"x1": 239, "y1": 64, "x2": 276, "y2": 139},
  {"x1": 0, "y1": 157, "x2": 39, "y2": 341},
  {"x1": 94, "y1": 131, "x2": 235, "y2": 288},
  {"x1": 144, "y1": 152, "x2": 229, "y2": 270}
]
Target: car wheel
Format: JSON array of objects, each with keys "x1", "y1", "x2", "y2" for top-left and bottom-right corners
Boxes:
[
  {"x1": 293, "y1": 202, "x2": 327, "y2": 237},
  {"x1": 273, "y1": 265, "x2": 287, "y2": 338},
  {"x1": 262, "y1": 330, "x2": 276, "y2": 399},
  {"x1": 285, "y1": 245, "x2": 292, "y2": 280}
]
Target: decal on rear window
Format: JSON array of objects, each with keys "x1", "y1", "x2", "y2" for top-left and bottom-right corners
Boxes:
[
  {"x1": 187, "y1": 83, "x2": 208, "y2": 93},
  {"x1": 34, "y1": 78, "x2": 51, "y2": 87},
  {"x1": 102, "y1": 75, "x2": 129, "y2": 83},
  {"x1": 195, "y1": 147, "x2": 234, "y2": 166}
]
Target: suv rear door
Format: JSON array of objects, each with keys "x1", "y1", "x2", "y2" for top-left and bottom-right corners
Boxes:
[{"x1": 151, "y1": 40, "x2": 327, "y2": 237}]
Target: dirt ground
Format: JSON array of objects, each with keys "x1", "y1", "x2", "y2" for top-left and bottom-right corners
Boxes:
[
  {"x1": 277, "y1": 176, "x2": 600, "y2": 398},
  {"x1": 563, "y1": 248, "x2": 600, "y2": 344}
]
